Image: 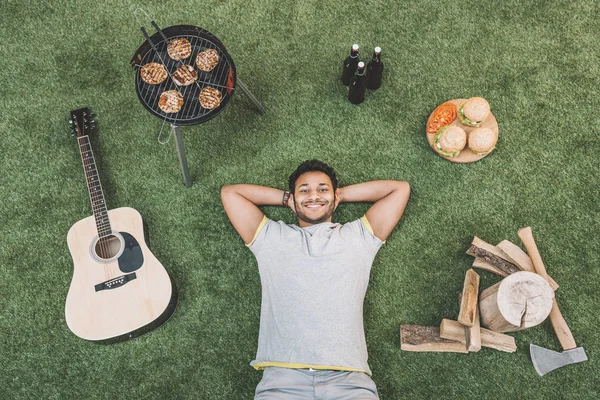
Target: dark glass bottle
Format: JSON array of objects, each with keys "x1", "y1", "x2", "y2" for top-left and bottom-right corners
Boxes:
[
  {"x1": 348, "y1": 62, "x2": 366, "y2": 104},
  {"x1": 366, "y1": 47, "x2": 383, "y2": 90},
  {"x1": 341, "y1": 44, "x2": 360, "y2": 86}
]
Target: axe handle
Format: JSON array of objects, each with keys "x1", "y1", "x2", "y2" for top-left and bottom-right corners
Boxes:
[{"x1": 518, "y1": 227, "x2": 577, "y2": 350}]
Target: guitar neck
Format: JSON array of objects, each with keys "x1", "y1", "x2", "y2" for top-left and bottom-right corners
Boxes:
[{"x1": 78, "y1": 135, "x2": 112, "y2": 237}]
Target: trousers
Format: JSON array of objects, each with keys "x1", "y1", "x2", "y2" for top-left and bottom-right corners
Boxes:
[{"x1": 254, "y1": 367, "x2": 379, "y2": 400}]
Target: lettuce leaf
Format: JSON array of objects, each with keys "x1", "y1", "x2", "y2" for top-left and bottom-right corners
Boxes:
[
  {"x1": 458, "y1": 105, "x2": 482, "y2": 127},
  {"x1": 434, "y1": 128, "x2": 461, "y2": 157}
]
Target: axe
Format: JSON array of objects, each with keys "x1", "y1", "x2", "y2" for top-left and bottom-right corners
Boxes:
[{"x1": 518, "y1": 227, "x2": 588, "y2": 376}]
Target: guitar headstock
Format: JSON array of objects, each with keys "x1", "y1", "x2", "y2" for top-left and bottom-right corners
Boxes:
[{"x1": 69, "y1": 107, "x2": 96, "y2": 138}]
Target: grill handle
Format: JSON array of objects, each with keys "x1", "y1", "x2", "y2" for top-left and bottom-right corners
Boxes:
[
  {"x1": 135, "y1": 8, "x2": 167, "y2": 51},
  {"x1": 151, "y1": 21, "x2": 169, "y2": 42},
  {"x1": 140, "y1": 27, "x2": 159, "y2": 53}
]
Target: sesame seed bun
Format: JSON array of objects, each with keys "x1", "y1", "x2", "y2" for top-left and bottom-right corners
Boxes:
[
  {"x1": 468, "y1": 127, "x2": 497, "y2": 155},
  {"x1": 460, "y1": 97, "x2": 490, "y2": 127},
  {"x1": 434, "y1": 125, "x2": 467, "y2": 157}
]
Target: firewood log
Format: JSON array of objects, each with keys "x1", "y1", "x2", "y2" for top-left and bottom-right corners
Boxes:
[
  {"x1": 440, "y1": 319, "x2": 516, "y2": 353},
  {"x1": 466, "y1": 237, "x2": 520, "y2": 275},
  {"x1": 479, "y1": 271, "x2": 554, "y2": 332},
  {"x1": 458, "y1": 287, "x2": 481, "y2": 352},
  {"x1": 496, "y1": 240, "x2": 559, "y2": 291},
  {"x1": 400, "y1": 325, "x2": 468, "y2": 353}
]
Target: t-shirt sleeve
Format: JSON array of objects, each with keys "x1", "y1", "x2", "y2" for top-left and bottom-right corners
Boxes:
[
  {"x1": 342, "y1": 215, "x2": 385, "y2": 254},
  {"x1": 246, "y1": 217, "x2": 282, "y2": 254}
]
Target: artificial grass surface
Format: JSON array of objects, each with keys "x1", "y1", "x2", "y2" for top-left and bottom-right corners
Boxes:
[{"x1": 1, "y1": 0, "x2": 599, "y2": 398}]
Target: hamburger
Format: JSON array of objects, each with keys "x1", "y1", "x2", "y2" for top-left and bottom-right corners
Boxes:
[
  {"x1": 458, "y1": 97, "x2": 490, "y2": 127},
  {"x1": 468, "y1": 127, "x2": 497, "y2": 155},
  {"x1": 434, "y1": 125, "x2": 467, "y2": 157}
]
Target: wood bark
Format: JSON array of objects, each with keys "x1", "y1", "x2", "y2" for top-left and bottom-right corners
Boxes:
[
  {"x1": 466, "y1": 237, "x2": 520, "y2": 275},
  {"x1": 472, "y1": 258, "x2": 509, "y2": 277},
  {"x1": 479, "y1": 271, "x2": 554, "y2": 332},
  {"x1": 468, "y1": 237, "x2": 558, "y2": 290},
  {"x1": 400, "y1": 325, "x2": 468, "y2": 353}
]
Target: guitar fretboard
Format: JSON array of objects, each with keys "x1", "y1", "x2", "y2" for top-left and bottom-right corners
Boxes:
[{"x1": 78, "y1": 136, "x2": 112, "y2": 238}]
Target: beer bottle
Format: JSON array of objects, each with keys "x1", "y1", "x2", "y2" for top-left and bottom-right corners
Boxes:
[
  {"x1": 366, "y1": 47, "x2": 383, "y2": 90},
  {"x1": 348, "y1": 62, "x2": 366, "y2": 104},
  {"x1": 341, "y1": 44, "x2": 360, "y2": 86}
]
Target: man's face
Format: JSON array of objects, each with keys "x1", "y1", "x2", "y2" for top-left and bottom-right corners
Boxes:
[{"x1": 292, "y1": 171, "x2": 339, "y2": 227}]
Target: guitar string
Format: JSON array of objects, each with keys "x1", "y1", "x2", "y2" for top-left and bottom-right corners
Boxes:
[
  {"x1": 85, "y1": 137, "x2": 120, "y2": 281},
  {"x1": 78, "y1": 127, "x2": 111, "y2": 280},
  {"x1": 87, "y1": 141, "x2": 120, "y2": 281},
  {"x1": 80, "y1": 136, "x2": 105, "y2": 278}
]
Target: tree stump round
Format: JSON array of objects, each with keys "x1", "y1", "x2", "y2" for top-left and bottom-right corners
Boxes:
[{"x1": 479, "y1": 271, "x2": 554, "y2": 332}]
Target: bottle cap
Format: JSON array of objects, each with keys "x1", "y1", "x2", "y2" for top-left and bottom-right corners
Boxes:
[
  {"x1": 358, "y1": 61, "x2": 365, "y2": 68},
  {"x1": 374, "y1": 46, "x2": 381, "y2": 54},
  {"x1": 352, "y1": 44, "x2": 359, "y2": 51}
]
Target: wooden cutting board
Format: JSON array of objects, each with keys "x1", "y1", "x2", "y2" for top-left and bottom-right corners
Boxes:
[{"x1": 426, "y1": 98, "x2": 499, "y2": 163}]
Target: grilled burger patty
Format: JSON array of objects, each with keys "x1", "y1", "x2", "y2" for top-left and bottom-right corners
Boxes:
[
  {"x1": 172, "y1": 64, "x2": 198, "y2": 86},
  {"x1": 196, "y1": 48, "x2": 220, "y2": 72},
  {"x1": 167, "y1": 38, "x2": 192, "y2": 60},
  {"x1": 158, "y1": 90, "x2": 184, "y2": 113},
  {"x1": 140, "y1": 62, "x2": 168, "y2": 85},
  {"x1": 199, "y1": 87, "x2": 222, "y2": 109}
]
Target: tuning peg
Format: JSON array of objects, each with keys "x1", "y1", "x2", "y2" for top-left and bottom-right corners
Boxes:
[{"x1": 69, "y1": 120, "x2": 74, "y2": 125}]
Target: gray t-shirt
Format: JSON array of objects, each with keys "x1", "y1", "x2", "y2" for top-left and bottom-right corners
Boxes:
[{"x1": 248, "y1": 216, "x2": 384, "y2": 375}]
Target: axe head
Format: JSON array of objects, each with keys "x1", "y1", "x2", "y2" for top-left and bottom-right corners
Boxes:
[{"x1": 530, "y1": 344, "x2": 588, "y2": 376}]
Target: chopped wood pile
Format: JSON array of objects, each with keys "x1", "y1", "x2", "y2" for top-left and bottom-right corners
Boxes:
[{"x1": 400, "y1": 235, "x2": 556, "y2": 354}]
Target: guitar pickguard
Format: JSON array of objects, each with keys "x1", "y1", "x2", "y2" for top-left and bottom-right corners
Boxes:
[{"x1": 118, "y1": 232, "x2": 144, "y2": 272}]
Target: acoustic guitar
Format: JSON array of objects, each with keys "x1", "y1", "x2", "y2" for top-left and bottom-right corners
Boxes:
[{"x1": 65, "y1": 107, "x2": 177, "y2": 343}]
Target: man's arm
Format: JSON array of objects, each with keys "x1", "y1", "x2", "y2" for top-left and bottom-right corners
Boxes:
[
  {"x1": 339, "y1": 180, "x2": 410, "y2": 242},
  {"x1": 220, "y1": 184, "x2": 286, "y2": 244}
]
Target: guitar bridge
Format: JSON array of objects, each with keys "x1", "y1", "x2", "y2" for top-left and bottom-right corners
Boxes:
[{"x1": 95, "y1": 273, "x2": 137, "y2": 292}]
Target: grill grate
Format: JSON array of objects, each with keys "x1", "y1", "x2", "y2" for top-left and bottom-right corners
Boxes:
[{"x1": 132, "y1": 25, "x2": 237, "y2": 126}]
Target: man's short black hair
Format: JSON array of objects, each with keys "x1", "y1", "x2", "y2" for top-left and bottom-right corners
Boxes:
[{"x1": 288, "y1": 160, "x2": 338, "y2": 194}]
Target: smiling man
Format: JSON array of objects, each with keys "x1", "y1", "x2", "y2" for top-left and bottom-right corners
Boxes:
[{"x1": 221, "y1": 160, "x2": 410, "y2": 399}]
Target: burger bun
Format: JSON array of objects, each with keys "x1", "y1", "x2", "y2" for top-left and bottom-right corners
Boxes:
[
  {"x1": 435, "y1": 125, "x2": 467, "y2": 157},
  {"x1": 460, "y1": 97, "x2": 490, "y2": 127},
  {"x1": 468, "y1": 127, "x2": 497, "y2": 155}
]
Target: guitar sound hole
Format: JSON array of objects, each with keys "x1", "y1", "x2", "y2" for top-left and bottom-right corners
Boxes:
[{"x1": 95, "y1": 235, "x2": 123, "y2": 260}]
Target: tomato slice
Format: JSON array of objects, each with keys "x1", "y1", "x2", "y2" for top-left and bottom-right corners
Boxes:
[{"x1": 427, "y1": 102, "x2": 457, "y2": 134}]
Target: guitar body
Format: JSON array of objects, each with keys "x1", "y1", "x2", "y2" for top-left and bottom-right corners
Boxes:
[{"x1": 65, "y1": 207, "x2": 176, "y2": 342}]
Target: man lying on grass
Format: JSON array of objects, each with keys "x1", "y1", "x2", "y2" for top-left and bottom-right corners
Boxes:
[{"x1": 221, "y1": 160, "x2": 410, "y2": 399}]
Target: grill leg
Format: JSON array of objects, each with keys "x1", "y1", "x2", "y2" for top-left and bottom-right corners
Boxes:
[
  {"x1": 172, "y1": 124, "x2": 192, "y2": 187},
  {"x1": 237, "y1": 78, "x2": 265, "y2": 114}
]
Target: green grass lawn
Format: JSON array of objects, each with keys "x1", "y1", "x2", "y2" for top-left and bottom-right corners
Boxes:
[{"x1": 1, "y1": 0, "x2": 598, "y2": 398}]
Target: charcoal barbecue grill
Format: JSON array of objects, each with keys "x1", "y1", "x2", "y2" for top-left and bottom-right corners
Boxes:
[{"x1": 130, "y1": 10, "x2": 264, "y2": 186}]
